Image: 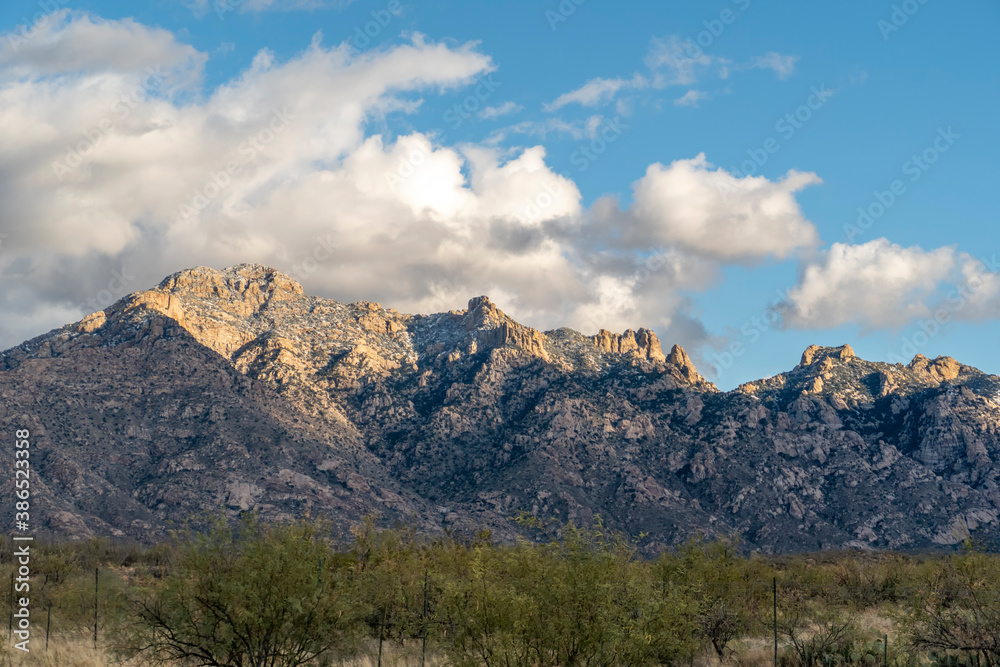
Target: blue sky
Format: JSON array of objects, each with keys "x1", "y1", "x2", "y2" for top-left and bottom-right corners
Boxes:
[{"x1": 1, "y1": 0, "x2": 998, "y2": 388}]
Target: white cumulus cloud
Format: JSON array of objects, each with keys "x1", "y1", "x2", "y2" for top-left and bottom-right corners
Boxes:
[
  {"x1": 0, "y1": 10, "x2": 206, "y2": 90},
  {"x1": 784, "y1": 240, "x2": 962, "y2": 330},
  {"x1": 0, "y1": 12, "x2": 839, "y2": 363},
  {"x1": 627, "y1": 154, "x2": 821, "y2": 261}
]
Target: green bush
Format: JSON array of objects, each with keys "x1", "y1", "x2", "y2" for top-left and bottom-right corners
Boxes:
[
  {"x1": 109, "y1": 513, "x2": 364, "y2": 666},
  {"x1": 15, "y1": 517, "x2": 1000, "y2": 666},
  {"x1": 437, "y1": 519, "x2": 702, "y2": 666},
  {"x1": 901, "y1": 550, "x2": 1000, "y2": 667}
]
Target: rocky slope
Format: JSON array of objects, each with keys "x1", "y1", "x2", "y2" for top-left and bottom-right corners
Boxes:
[{"x1": 3, "y1": 264, "x2": 1000, "y2": 552}]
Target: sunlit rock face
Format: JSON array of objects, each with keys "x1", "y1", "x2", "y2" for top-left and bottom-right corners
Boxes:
[{"x1": 4, "y1": 265, "x2": 1000, "y2": 553}]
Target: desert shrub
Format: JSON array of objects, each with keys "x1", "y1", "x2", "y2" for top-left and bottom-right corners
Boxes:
[
  {"x1": 110, "y1": 513, "x2": 364, "y2": 666},
  {"x1": 833, "y1": 555, "x2": 909, "y2": 609},
  {"x1": 438, "y1": 519, "x2": 702, "y2": 666},
  {"x1": 779, "y1": 589, "x2": 868, "y2": 667},
  {"x1": 659, "y1": 534, "x2": 775, "y2": 660},
  {"x1": 900, "y1": 549, "x2": 1000, "y2": 667},
  {"x1": 351, "y1": 517, "x2": 437, "y2": 659}
]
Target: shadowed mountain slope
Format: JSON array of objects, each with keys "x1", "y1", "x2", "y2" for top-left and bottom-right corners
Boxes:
[{"x1": 4, "y1": 264, "x2": 1000, "y2": 552}]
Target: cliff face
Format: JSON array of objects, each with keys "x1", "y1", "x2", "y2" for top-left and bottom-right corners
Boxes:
[{"x1": 4, "y1": 264, "x2": 1000, "y2": 552}]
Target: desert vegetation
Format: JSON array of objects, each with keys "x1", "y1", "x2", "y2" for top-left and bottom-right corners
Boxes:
[{"x1": 2, "y1": 516, "x2": 1000, "y2": 666}]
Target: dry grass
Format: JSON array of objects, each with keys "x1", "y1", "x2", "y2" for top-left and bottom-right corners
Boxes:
[
  {"x1": 729, "y1": 638, "x2": 780, "y2": 667},
  {"x1": 338, "y1": 640, "x2": 448, "y2": 667},
  {"x1": 856, "y1": 605, "x2": 897, "y2": 638},
  {"x1": 338, "y1": 656, "x2": 448, "y2": 667},
  {"x1": 690, "y1": 609, "x2": 902, "y2": 667},
  {"x1": 1, "y1": 635, "x2": 110, "y2": 667},
  {"x1": 0, "y1": 613, "x2": 903, "y2": 665},
  {"x1": 0, "y1": 637, "x2": 450, "y2": 666}
]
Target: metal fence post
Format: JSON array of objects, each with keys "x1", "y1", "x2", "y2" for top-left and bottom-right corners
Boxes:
[
  {"x1": 773, "y1": 577, "x2": 778, "y2": 667},
  {"x1": 377, "y1": 606, "x2": 386, "y2": 667},
  {"x1": 93, "y1": 567, "x2": 99, "y2": 650},
  {"x1": 421, "y1": 568, "x2": 429, "y2": 667}
]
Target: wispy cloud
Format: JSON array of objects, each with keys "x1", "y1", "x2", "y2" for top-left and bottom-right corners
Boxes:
[
  {"x1": 584, "y1": 115, "x2": 604, "y2": 138},
  {"x1": 182, "y1": 0, "x2": 354, "y2": 18},
  {"x1": 494, "y1": 117, "x2": 588, "y2": 140},
  {"x1": 645, "y1": 36, "x2": 718, "y2": 86},
  {"x1": 674, "y1": 89, "x2": 709, "y2": 107},
  {"x1": 544, "y1": 74, "x2": 646, "y2": 111},
  {"x1": 545, "y1": 36, "x2": 798, "y2": 113},
  {"x1": 748, "y1": 52, "x2": 798, "y2": 80},
  {"x1": 479, "y1": 101, "x2": 523, "y2": 120}
]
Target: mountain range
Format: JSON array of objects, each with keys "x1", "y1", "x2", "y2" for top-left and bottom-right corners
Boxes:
[{"x1": 4, "y1": 263, "x2": 1000, "y2": 553}]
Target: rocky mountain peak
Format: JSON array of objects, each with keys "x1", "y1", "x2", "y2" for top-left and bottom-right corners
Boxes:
[
  {"x1": 667, "y1": 343, "x2": 702, "y2": 384},
  {"x1": 84, "y1": 265, "x2": 312, "y2": 364},
  {"x1": 909, "y1": 353, "x2": 962, "y2": 382},
  {"x1": 463, "y1": 295, "x2": 504, "y2": 330},
  {"x1": 158, "y1": 264, "x2": 305, "y2": 299},
  {"x1": 667, "y1": 343, "x2": 691, "y2": 367},
  {"x1": 738, "y1": 339, "x2": 996, "y2": 410},
  {"x1": 458, "y1": 295, "x2": 550, "y2": 361},
  {"x1": 8, "y1": 263, "x2": 1000, "y2": 552},
  {"x1": 4, "y1": 266, "x2": 714, "y2": 392},
  {"x1": 800, "y1": 344, "x2": 856, "y2": 367},
  {"x1": 592, "y1": 328, "x2": 666, "y2": 363},
  {"x1": 149, "y1": 264, "x2": 305, "y2": 320}
]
